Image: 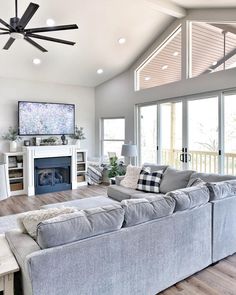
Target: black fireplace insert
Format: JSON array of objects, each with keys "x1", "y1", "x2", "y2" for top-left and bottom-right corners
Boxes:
[{"x1": 34, "y1": 157, "x2": 72, "y2": 195}]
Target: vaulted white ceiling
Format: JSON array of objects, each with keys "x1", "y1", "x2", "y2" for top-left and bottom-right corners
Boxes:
[{"x1": 0, "y1": 0, "x2": 235, "y2": 87}]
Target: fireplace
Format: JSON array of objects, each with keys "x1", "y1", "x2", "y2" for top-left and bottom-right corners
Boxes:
[{"x1": 34, "y1": 157, "x2": 72, "y2": 195}]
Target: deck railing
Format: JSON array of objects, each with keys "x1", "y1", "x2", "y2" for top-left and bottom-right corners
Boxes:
[
  {"x1": 141, "y1": 148, "x2": 236, "y2": 175},
  {"x1": 162, "y1": 149, "x2": 236, "y2": 175}
]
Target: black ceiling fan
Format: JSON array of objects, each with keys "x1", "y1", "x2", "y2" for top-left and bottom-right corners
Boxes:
[{"x1": 0, "y1": 0, "x2": 79, "y2": 52}]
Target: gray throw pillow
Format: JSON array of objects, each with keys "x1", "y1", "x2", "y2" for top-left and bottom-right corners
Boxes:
[
  {"x1": 206, "y1": 180, "x2": 236, "y2": 201},
  {"x1": 37, "y1": 204, "x2": 124, "y2": 249},
  {"x1": 160, "y1": 167, "x2": 195, "y2": 194},
  {"x1": 166, "y1": 186, "x2": 210, "y2": 212}
]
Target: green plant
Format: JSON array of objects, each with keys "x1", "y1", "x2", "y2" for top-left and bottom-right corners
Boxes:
[
  {"x1": 70, "y1": 126, "x2": 86, "y2": 140},
  {"x1": 108, "y1": 157, "x2": 126, "y2": 178},
  {"x1": 2, "y1": 127, "x2": 21, "y2": 142}
]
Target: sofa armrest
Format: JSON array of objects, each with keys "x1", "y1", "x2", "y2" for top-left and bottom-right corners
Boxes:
[
  {"x1": 5, "y1": 230, "x2": 41, "y2": 295},
  {"x1": 115, "y1": 176, "x2": 125, "y2": 185}
]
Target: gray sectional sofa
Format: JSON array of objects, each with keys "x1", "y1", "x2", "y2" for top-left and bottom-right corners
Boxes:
[{"x1": 5, "y1": 164, "x2": 236, "y2": 295}]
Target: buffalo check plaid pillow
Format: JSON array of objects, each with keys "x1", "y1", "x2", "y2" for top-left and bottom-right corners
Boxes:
[{"x1": 137, "y1": 169, "x2": 164, "y2": 193}]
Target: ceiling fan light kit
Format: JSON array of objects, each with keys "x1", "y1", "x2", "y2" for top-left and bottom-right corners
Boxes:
[{"x1": 0, "y1": 0, "x2": 79, "y2": 52}]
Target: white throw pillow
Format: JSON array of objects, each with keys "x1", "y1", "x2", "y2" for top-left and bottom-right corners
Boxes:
[
  {"x1": 120, "y1": 165, "x2": 142, "y2": 189},
  {"x1": 17, "y1": 207, "x2": 78, "y2": 239}
]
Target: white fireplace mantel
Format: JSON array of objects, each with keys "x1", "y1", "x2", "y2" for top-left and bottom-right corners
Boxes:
[{"x1": 23, "y1": 145, "x2": 82, "y2": 196}]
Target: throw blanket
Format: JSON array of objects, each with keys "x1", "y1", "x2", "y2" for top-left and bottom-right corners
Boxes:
[{"x1": 86, "y1": 165, "x2": 103, "y2": 185}]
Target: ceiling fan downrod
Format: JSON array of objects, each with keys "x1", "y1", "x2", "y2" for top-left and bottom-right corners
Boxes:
[{"x1": 15, "y1": 0, "x2": 18, "y2": 18}]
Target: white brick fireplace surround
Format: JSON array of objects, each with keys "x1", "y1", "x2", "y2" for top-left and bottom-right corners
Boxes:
[{"x1": 23, "y1": 145, "x2": 80, "y2": 196}]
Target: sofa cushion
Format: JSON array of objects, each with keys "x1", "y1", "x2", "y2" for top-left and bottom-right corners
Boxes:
[
  {"x1": 37, "y1": 204, "x2": 125, "y2": 249},
  {"x1": 121, "y1": 195, "x2": 175, "y2": 227},
  {"x1": 166, "y1": 186, "x2": 210, "y2": 212},
  {"x1": 137, "y1": 169, "x2": 163, "y2": 193},
  {"x1": 17, "y1": 207, "x2": 78, "y2": 239},
  {"x1": 189, "y1": 172, "x2": 236, "y2": 183},
  {"x1": 107, "y1": 185, "x2": 144, "y2": 201},
  {"x1": 120, "y1": 165, "x2": 142, "y2": 189},
  {"x1": 160, "y1": 167, "x2": 195, "y2": 194},
  {"x1": 187, "y1": 177, "x2": 206, "y2": 187},
  {"x1": 206, "y1": 180, "x2": 236, "y2": 201},
  {"x1": 143, "y1": 163, "x2": 169, "y2": 173}
]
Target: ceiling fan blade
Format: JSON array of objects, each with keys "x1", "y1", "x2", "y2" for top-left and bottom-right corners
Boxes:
[
  {"x1": 24, "y1": 36, "x2": 48, "y2": 52},
  {"x1": 17, "y1": 3, "x2": 39, "y2": 30},
  {"x1": 0, "y1": 18, "x2": 15, "y2": 30},
  {"x1": 27, "y1": 33, "x2": 76, "y2": 46},
  {"x1": 0, "y1": 27, "x2": 9, "y2": 31},
  {"x1": 25, "y1": 24, "x2": 78, "y2": 34},
  {"x1": 3, "y1": 37, "x2": 15, "y2": 50},
  {"x1": 0, "y1": 32, "x2": 9, "y2": 35}
]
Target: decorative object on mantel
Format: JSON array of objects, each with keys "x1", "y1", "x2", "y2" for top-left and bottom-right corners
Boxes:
[
  {"x1": 24, "y1": 140, "x2": 30, "y2": 146},
  {"x1": 2, "y1": 127, "x2": 21, "y2": 152},
  {"x1": 70, "y1": 126, "x2": 86, "y2": 148},
  {"x1": 61, "y1": 135, "x2": 68, "y2": 145},
  {"x1": 40, "y1": 137, "x2": 58, "y2": 146}
]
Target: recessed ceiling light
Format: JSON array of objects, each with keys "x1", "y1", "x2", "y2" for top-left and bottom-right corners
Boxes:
[
  {"x1": 118, "y1": 37, "x2": 126, "y2": 44},
  {"x1": 33, "y1": 58, "x2": 41, "y2": 65},
  {"x1": 162, "y1": 65, "x2": 168, "y2": 70},
  {"x1": 46, "y1": 19, "x2": 55, "y2": 26},
  {"x1": 144, "y1": 76, "x2": 151, "y2": 81},
  {"x1": 212, "y1": 61, "x2": 217, "y2": 66},
  {"x1": 173, "y1": 51, "x2": 179, "y2": 56},
  {"x1": 97, "y1": 69, "x2": 103, "y2": 74}
]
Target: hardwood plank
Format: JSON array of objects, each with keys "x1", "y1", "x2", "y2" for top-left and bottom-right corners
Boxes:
[{"x1": 0, "y1": 185, "x2": 107, "y2": 216}]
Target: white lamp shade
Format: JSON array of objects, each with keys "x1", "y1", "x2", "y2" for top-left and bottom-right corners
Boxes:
[{"x1": 121, "y1": 144, "x2": 137, "y2": 157}]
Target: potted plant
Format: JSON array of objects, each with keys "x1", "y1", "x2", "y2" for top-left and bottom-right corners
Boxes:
[
  {"x1": 70, "y1": 126, "x2": 86, "y2": 148},
  {"x1": 108, "y1": 157, "x2": 126, "y2": 179},
  {"x1": 2, "y1": 127, "x2": 21, "y2": 152}
]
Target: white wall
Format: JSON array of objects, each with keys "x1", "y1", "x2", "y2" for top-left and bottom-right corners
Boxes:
[
  {"x1": 0, "y1": 77, "x2": 95, "y2": 156},
  {"x1": 95, "y1": 9, "x2": 236, "y2": 157}
]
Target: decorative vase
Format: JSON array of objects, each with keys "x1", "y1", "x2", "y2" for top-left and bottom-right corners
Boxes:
[
  {"x1": 10, "y1": 141, "x2": 17, "y2": 152},
  {"x1": 76, "y1": 139, "x2": 81, "y2": 148}
]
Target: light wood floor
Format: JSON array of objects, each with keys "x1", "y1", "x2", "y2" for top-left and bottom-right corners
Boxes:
[
  {"x1": 0, "y1": 185, "x2": 236, "y2": 295},
  {"x1": 0, "y1": 185, "x2": 107, "y2": 216}
]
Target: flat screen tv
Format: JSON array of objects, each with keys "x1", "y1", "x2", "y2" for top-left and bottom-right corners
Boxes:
[{"x1": 18, "y1": 101, "x2": 75, "y2": 135}]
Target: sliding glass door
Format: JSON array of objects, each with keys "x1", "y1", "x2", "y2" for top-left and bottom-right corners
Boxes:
[
  {"x1": 159, "y1": 101, "x2": 183, "y2": 169},
  {"x1": 138, "y1": 90, "x2": 236, "y2": 175},
  {"x1": 139, "y1": 104, "x2": 157, "y2": 164},
  {"x1": 138, "y1": 101, "x2": 183, "y2": 169},
  {"x1": 187, "y1": 97, "x2": 219, "y2": 173},
  {"x1": 224, "y1": 93, "x2": 236, "y2": 175}
]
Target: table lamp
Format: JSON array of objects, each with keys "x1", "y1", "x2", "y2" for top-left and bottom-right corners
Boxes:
[{"x1": 121, "y1": 144, "x2": 137, "y2": 165}]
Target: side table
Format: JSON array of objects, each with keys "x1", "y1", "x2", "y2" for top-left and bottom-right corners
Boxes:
[{"x1": 0, "y1": 235, "x2": 19, "y2": 295}]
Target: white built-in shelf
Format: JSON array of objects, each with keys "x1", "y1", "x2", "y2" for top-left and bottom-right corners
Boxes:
[
  {"x1": 76, "y1": 149, "x2": 87, "y2": 187},
  {"x1": 2, "y1": 151, "x2": 26, "y2": 197},
  {"x1": 8, "y1": 167, "x2": 23, "y2": 171},
  {"x1": 9, "y1": 177, "x2": 24, "y2": 181}
]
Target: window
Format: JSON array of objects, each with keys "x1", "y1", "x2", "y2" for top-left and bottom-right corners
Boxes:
[
  {"x1": 135, "y1": 26, "x2": 182, "y2": 90},
  {"x1": 190, "y1": 22, "x2": 236, "y2": 78},
  {"x1": 101, "y1": 118, "x2": 125, "y2": 158}
]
